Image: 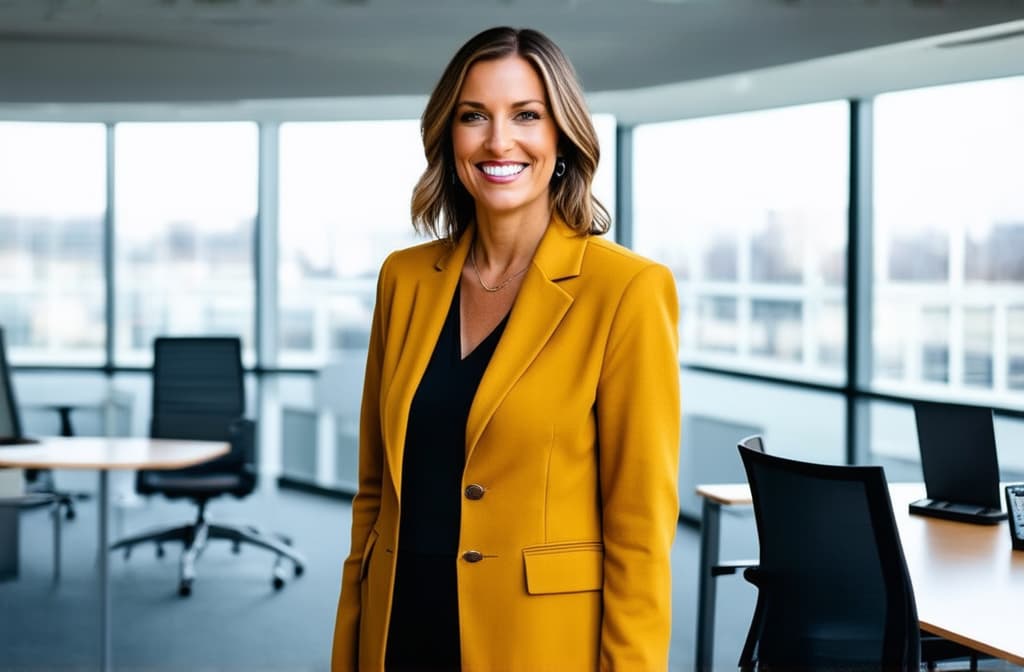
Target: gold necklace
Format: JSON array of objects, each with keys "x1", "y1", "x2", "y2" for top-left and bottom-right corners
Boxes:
[{"x1": 469, "y1": 247, "x2": 528, "y2": 293}]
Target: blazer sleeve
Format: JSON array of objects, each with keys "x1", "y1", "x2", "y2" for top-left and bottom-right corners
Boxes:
[
  {"x1": 331, "y1": 255, "x2": 391, "y2": 671},
  {"x1": 595, "y1": 262, "x2": 681, "y2": 671}
]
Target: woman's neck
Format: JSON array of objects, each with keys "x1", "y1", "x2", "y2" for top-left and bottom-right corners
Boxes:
[{"x1": 472, "y1": 203, "x2": 551, "y2": 273}]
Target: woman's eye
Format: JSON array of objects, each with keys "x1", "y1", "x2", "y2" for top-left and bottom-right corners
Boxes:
[
  {"x1": 459, "y1": 111, "x2": 485, "y2": 123},
  {"x1": 516, "y1": 110, "x2": 541, "y2": 121}
]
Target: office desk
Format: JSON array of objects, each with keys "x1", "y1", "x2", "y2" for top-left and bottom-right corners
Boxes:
[
  {"x1": 0, "y1": 437, "x2": 229, "y2": 672},
  {"x1": 695, "y1": 482, "x2": 1024, "y2": 670}
]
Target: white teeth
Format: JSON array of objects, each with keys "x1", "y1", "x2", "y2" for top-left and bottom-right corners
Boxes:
[{"x1": 481, "y1": 163, "x2": 525, "y2": 177}]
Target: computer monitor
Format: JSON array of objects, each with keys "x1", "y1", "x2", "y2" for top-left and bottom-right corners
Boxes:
[
  {"x1": 0, "y1": 326, "x2": 30, "y2": 444},
  {"x1": 911, "y1": 400, "x2": 1004, "y2": 521}
]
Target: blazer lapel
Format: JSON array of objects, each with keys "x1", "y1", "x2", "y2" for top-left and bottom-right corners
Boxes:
[
  {"x1": 465, "y1": 218, "x2": 587, "y2": 463},
  {"x1": 382, "y1": 232, "x2": 471, "y2": 496}
]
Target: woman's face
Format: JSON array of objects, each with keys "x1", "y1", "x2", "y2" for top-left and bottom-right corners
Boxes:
[{"x1": 451, "y1": 55, "x2": 559, "y2": 221}]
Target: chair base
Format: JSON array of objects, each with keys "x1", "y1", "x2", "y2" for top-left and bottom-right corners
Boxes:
[{"x1": 110, "y1": 506, "x2": 306, "y2": 596}]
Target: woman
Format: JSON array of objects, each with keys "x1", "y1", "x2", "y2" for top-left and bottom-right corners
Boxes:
[{"x1": 332, "y1": 27, "x2": 680, "y2": 671}]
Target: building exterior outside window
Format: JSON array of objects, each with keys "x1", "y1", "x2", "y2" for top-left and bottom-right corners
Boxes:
[
  {"x1": 633, "y1": 101, "x2": 850, "y2": 384},
  {"x1": 0, "y1": 123, "x2": 106, "y2": 364},
  {"x1": 873, "y1": 76, "x2": 1024, "y2": 407},
  {"x1": 113, "y1": 122, "x2": 258, "y2": 366}
]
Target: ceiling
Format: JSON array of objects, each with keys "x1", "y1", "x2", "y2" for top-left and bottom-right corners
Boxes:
[{"x1": 1, "y1": 0, "x2": 1023, "y2": 111}]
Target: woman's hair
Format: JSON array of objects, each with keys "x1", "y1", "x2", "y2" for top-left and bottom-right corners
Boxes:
[{"x1": 411, "y1": 26, "x2": 611, "y2": 243}]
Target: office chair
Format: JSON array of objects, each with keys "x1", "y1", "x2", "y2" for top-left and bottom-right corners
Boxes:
[
  {"x1": 738, "y1": 434, "x2": 765, "y2": 454},
  {"x1": 737, "y1": 445, "x2": 921, "y2": 671},
  {"x1": 0, "y1": 326, "x2": 86, "y2": 521},
  {"x1": 110, "y1": 337, "x2": 305, "y2": 596}
]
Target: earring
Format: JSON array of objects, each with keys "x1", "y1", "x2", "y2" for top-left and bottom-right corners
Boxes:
[
  {"x1": 451, "y1": 171, "x2": 457, "y2": 186},
  {"x1": 554, "y1": 158, "x2": 567, "y2": 178}
]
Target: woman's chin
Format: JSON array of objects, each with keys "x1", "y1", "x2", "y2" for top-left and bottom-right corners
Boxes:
[{"x1": 475, "y1": 194, "x2": 549, "y2": 219}]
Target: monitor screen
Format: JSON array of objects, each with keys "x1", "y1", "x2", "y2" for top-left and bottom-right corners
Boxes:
[{"x1": 914, "y1": 400, "x2": 1001, "y2": 510}]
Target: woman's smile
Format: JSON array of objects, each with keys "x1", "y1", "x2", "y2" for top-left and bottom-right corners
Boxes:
[{"x1": 478, "y1": 161, "x2": 528, "y2": 182}]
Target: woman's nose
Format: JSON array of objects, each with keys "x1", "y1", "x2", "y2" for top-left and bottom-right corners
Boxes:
[{"x1": 484, "y1": 119, "x2": 513, "y2": 153}]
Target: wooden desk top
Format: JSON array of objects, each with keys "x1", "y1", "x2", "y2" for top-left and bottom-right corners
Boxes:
[
  {"x1": 888, "y1": 485, "x2": 1024, "y2": 664},
  {"x1": 696, "y1": 481, "x2": 1024, "y2": 664},
  {"x1": 696, "y1": 483, "x2": 754, "y2": 506},
  {"x1": 0, "y1": 437, "x2": 229, "y2": 471}
]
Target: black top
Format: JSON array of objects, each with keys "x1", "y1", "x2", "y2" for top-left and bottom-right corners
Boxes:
[{"x1": 385, "y1": 284, "x2": 509, "y2": 671}]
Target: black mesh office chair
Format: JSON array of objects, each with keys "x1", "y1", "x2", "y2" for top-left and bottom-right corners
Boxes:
[
  {"x1": 110, "y1": 337, "x2": 305, "y2": 596},
  {"x1": 731, "y1": 440, "x2": 982, "y2": 671},
  {"x1": 0, "y1": 326, "x2": 85, "y2": 521},
  {"x1": 737, "y1": 445, "x2": 921, "y2": 671}
]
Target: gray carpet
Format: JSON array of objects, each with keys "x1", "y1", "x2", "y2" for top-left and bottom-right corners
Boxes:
[{"x1": 1, "y1": 471, "x2": 1016, "y2": 672}]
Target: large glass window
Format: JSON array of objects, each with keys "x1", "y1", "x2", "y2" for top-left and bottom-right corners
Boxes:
[
  {"x1": 277, "y1": 121, "x2": 426, "y2": 368},
  {"x1": 591, "y1": 114, "x2": 617, "y2": 240},
  {"x1": 874, "y1": 76, "x2": 1024, "y2": 407},
  {"x1": 0, "y1": 123, "x2": 106, "y2": 364},
  {"x1": 633, "y1": 102, "x2": 849, "y2": 383},
  {"x1": 114, "y1": 123, "x2": 258, "y2": 366}
]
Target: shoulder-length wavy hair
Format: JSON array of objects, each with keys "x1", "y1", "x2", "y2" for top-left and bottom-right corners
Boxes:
[{"x1": 411, "y1": 26, "x2": 611, "y2": 244}]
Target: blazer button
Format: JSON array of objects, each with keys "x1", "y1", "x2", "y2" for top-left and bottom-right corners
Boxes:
[
  {"x1": 462, "y1": 550, "x2": 484, "y2": 563},
  {"x1": 465, "y1": 484, "x2": 485, "y2": 500}
]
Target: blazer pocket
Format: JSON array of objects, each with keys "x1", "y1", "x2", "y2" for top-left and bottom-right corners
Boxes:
[
  {"x1": 359, "y1": 528, "x2": 380, "y2": 582},
  {"x1": 522, "y1": 541, "x2": 604, "y2": 595}
]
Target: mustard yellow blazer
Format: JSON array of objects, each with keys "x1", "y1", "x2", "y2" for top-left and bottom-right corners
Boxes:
[{"x1": 332, "y1": 217, "x2": 681, "y2": 671}]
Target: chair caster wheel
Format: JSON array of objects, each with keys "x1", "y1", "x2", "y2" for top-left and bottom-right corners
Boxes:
[
  {"x1": 65, "y1": 509, "x2": 76, "y2": 521},
  {"x1": 272, "y1": 576, "x2": 285, "y2": 591},
  {"x1": 123, "y1": 548, "x2": 131, "y2": 560},
  {"x1": 178, "y1": 581, "x2": 192, "y2": 597},
  {"x1": 294, "y1": 565, "x2": 304, "y2": 577},
  {"x1": 232, "y1": 541, "x2": 241, "y2": 554},
  {"x1": 156, "y1": 545, "x2": 165, "y2": 558}
]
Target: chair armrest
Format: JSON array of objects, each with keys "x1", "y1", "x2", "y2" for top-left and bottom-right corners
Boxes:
[
  {"x1": 742, "y1": 565, "x2": 765, "y2": 587},
  {"x1": 228, "y1": 418, "x2": 257, "y2": 465},
  {"x1": 0, "y1": 492, "x2": 61, "y2": 509},
  {"x1": 711, "y1": 559, "x2": 759, "y2": 577}
]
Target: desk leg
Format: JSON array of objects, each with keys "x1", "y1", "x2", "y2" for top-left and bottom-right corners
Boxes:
[
  {"x1": 695, "y1": 498, "x2": 722, "y2": 672},
  {"x1": 98, "y1": 471, "x2": 111, "y2": 672}
]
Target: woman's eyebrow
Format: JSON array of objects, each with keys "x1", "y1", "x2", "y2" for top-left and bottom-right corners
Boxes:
[{"x1": 456, "y1": 99, "x2": 546, "y2": 108}]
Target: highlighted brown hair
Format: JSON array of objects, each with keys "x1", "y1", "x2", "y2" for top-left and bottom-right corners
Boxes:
[{"x1": 411, "y1": 26, "x2": 611, "y2": 243}]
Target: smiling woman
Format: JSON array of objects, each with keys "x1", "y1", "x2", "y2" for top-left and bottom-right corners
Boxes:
[{"x1": 331, "y1": 26, "x2": 681, "y2": 672}]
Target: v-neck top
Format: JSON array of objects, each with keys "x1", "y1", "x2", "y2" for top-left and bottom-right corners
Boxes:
[{"x1": 395, "y1": 282, "x2": 510, "y2": 555}]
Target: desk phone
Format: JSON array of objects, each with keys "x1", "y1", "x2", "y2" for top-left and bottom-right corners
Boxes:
[{"x1": 1007, "y1": 484, "x2": 1024, "y2": 551}]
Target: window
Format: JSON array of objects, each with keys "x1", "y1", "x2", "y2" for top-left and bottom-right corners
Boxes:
[
  {"x1": 873, "y1": 76, "x2": 1024, "y2": 405},
  {"x1": 0, "y1": 123, "x2": 106, "y2": 364},
  {"x1": 633, "y1": 102, "x2": 849, "y2": 383},
  {"x1": 1010, "y1": 307, "x2": 1024, "y2": 391},
  {"x1": 277, "y1": 121, "x2": 426, "y2": 368},
  {"x1": 113, "y1": 123, "x2": 258, "y2": 366},
  {"x1": 590, "y1": 114, "x2": 618, "y2": 241}
]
